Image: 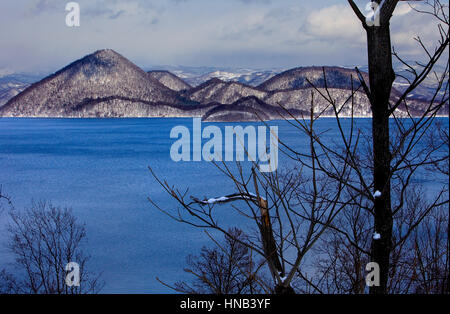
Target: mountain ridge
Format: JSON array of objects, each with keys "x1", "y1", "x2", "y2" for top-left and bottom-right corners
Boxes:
[
  {"x1": 1, "y1": 49, "x2": 447, "y2": 120},
  {"x1": 147, "y1": 70, "x2": 192, "y2": 92},
  {"x1": 0, "y1": 49, "x2": 188, "y2": 117}
]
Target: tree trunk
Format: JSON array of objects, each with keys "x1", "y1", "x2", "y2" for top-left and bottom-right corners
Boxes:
[
  {"x1": 275, "y1": 284, "x2": 296, "y2": 295},
  {"x1": 366, "y1": 24, "x2": 395, "y2": 294}
]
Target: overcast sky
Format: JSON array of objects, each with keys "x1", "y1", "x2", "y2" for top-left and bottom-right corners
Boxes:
[{"x1": 0, "y1": 0, "x2": 446, "y2": 73}]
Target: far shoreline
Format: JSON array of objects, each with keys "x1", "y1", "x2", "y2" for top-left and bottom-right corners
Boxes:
[{"x1": 0, "y1": 115, "x2": 448, "y2": 121}]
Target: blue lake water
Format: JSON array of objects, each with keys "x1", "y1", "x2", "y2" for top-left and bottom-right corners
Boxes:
[{"x1": 0, "y1": 118, "x2": 447, "y2": 293}]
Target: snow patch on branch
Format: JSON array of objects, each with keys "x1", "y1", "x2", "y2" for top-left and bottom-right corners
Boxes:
[
  {"x1": 205, "y1": 196, "x2": 229, "y2": 204},
  {"x1": 195, "y1": 192, "x2": 264, "y2": 205},
  {"x1": 373, "y1": 232, "x2": 381, "y2": 240},
  {"x1": 373, "y1": 190, "x2": 382, "y2": 198},
  {"x1": 278, "y1": 271, "x2": 287, "y2": 282},
  {"x1": 246, "y1": 192, "x2": 266, "y2": 201}
]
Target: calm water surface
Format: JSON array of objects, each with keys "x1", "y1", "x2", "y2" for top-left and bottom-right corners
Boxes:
[{"x1": 0, "y1": 118, "x2": 447, "y2": 293}]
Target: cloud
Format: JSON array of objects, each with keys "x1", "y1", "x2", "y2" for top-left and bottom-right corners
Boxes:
[
  {"x1": 303, "y1": 4, "x2": 364, "y2": 43},
  {"x1": 0, "y1": 0, "x2": 447, "y2": 72},
  {"x1": 26, "y1": 0, "x2": 161, "y2": 18},
  {"x1": 237, "y1": 0, "x2": 271, "y2": 4},
  {"x1": 301, "y1": 1, "x2": 447, "y2": 60},
  {"x1": 31, "y1": 0, "x2": 60, "y2": 13},
  {"x1": 390, "y1": 2, "x2": 446, "y2": 59},
  {"x1": 394, "y1": 2, "x2": 414, "y2": 16}
]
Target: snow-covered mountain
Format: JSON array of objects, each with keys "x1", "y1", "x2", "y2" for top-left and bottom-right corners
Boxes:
[
  {"x1": 147, "y1": 70, "x2": 192, "y2": 91},
  {"x1": 1, "y1": 50, "x2": 447, "y2": 120},
  {"x1": 0, "y1": 50, "x2": 189, "y2": 117},
  {"x1": 181, "y1": 78, "x2": 267, "y2": 105},
  {"x1": 0, "y1": 73, "x2": 44, "y2": 107},
  {"x1": 258, "y1": 66, "x2": 370, "y2": 91},
  {"x1": 146, "y1": 65, "x2": 281, "y2": 87},
  {"x1": 393, "y1": 63, "x2": 448, "y2": 101},
  {"x1": 178, "y1": 69, "x2": 438, "y2": 120},
  {"x1": 353, "y1": 62, "x2": 448, "y2": 102}
]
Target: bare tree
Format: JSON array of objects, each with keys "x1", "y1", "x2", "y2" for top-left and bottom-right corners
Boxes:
[
  {"x1": 4, "y1": 201, "x2": 103, "y2": 294},
  {"x1": 150, "y1": 109, "x2": 354, "y2": 294},
  {"x1": 0, "y1": 269, "x2": 22, "y2": 294},
  {"x1": 0, "y1": 185, "x2": 15, "y2": 293},
  {"x1": 302, "y1": 184, "x2": 448, "y2": 294},
  {"x1": 347, "y1": 0, "x2": 449, "y2": 293},
  {"x1": 303, "y1": 201, "x2": 372, "y2": 294},
  {"x1": 0, "y1": 185, "x2": 13, "y2": 214},
  {"x1": 161, "y1": 228, "x2": 268, "y2": 294},
  {"x1": 149, "y1": 0, "x2": 448, "y2": 295}
]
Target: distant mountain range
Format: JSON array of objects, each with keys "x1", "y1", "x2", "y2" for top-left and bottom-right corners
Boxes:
[
  {"x1": 145, "y1": 65, "x2": 281, "y2": 87},
  {"x1": 0, "y1": 49, "x2": 447, "y2": 121},
  {"x1": 0, "y1": 73, "x2": 44, "y2": 107}
]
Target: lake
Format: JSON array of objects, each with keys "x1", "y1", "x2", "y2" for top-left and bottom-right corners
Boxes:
[{"x1": 0, "y1": 118, "x2": 447, "y2": 293}]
